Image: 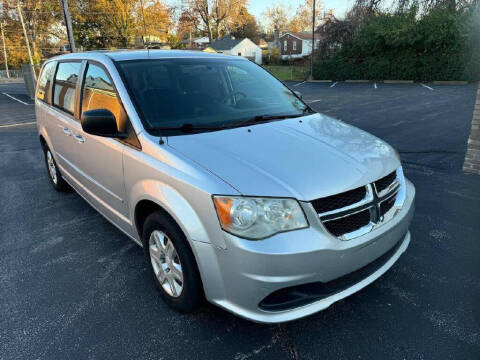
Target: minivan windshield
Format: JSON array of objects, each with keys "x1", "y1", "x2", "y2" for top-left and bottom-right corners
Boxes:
[{"x1": 116, "y1": 58, "x2": 312, "y2": 135}]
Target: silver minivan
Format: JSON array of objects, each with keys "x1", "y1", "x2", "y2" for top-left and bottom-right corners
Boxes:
[{"x1": 35, "y1": 50, "x2": 415, "y2": 323}]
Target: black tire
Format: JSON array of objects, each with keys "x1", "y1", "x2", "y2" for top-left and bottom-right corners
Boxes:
[
  {"x1": 43, "y1": 146, "x2": 70, "y2": 192},
  {"x1": 142, "y1": 211, "x2": 204, "y2": 312}
]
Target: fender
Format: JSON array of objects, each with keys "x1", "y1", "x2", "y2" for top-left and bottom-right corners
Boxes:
[{"x1": 129, "y1": 179, "x2": 227, "y2": 249}]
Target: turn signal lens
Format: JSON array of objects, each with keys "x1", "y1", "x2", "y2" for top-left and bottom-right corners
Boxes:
[
  {"x1": 214, "y1": 197, "x2": 233, "y2": 226},
  {"x1": 213, "y1": 196, "x2": 308, "y2": 240}
]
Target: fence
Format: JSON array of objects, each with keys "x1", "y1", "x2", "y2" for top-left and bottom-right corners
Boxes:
[
  {"x1": 0, "y1": 69, "x2": 23, "y2": 78},
  {"x1": 263, "y1": 65, "x2": 310, "y2": 81}
]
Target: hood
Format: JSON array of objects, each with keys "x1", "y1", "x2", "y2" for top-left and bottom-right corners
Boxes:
[{"x1": 166, "y1": 113, "x2": 400, "y2": 200}]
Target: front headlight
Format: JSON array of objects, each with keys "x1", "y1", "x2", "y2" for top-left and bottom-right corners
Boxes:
[{"x1": 213, "y1": 196, "x2": 309, "y2": 240}]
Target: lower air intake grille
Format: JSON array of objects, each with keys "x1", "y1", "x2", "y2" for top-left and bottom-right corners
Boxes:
[
  {"x1": 322, "y1": 209, "x2": 371, "y2": 237},
  {"x1": 258, "y1": 238, "x2": 404, "y2": 312},
  {"x1": 311, "y1": 186, "x2": 366, "y2": 214}
]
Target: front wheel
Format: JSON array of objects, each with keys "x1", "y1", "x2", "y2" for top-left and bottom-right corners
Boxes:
[{"x1": 143, "y1": 211, "x2": 203, "y2": 312}]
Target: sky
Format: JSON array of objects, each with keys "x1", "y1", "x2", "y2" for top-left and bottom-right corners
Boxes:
[
  {"x1": 248, "y1": 0, "x2": 355, "y2": 19},
  {"x1": 167, "y1": 0, "x2": 356, "y2": 21}
]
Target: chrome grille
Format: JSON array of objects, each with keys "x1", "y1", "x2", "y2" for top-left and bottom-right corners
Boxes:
[
  {"x1": 374, "y1": 171, "x2": 396, "y2": 194},
  {"x1": 380, "y1": 193, "x2": 396, "y2": 217},
  {"x1": 311, "y1": 186, "x2": 366, "y2": 214},
  {"x1": 323, "y1": 209, "x2": 371, "y2": 237},
  {"x1": 313, "y1": 167, "x2": 405, "y2": 240}
]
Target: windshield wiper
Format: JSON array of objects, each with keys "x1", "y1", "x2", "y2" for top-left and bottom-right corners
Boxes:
[
  {"x1": 234, "y1": 113, "x2": 307, "y2": 126},
  {"x1": 149, "y1": 110, "x2": 315, "y2": 134},
  {"x1": 151, "y1": 123, "x2": 230, "y2": 133}
]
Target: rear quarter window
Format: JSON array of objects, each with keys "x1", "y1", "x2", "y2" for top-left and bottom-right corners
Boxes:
[{"x1": 36, "y1": 61, "x2": 56, "y2": 102}]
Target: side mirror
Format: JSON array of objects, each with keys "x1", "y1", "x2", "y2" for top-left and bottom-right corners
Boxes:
[
  {"x1": 81, "y1": 109, "x2": 126, "y2": 138},
  {"x1": 294, "y1": 90, "x2": 303, "y2": 99}
]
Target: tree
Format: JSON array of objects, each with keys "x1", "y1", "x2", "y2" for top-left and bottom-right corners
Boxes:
[
  {"x1": 185, "y1": 0, "x2": 213, "y2": 42},
  {"x1": 69, "y1": 0, "x2": 172, "y2": 50},
  {"x1": 289, "y1": 0, "x2": 324, "y2": 32},
  {"x1": 0, "y1": 0, "x2": 61, "y2": 67},
  {"x1": 229, "y1": 6, "x2": 258, "y2": 39},
  {"x1": 177, "y1": 9, "x2": 200, "y2": 42},
  {"x1": 262, "y1": 3, "x2": 289, "y2": 33},
  {"x1": 211, "y1": 0, "x2": 246, "y2": 38},
  {"x1": 183, "y1": 0, "x2": 246, "y2": 42},
  {"x1": 142, "y1": 0, "x2": 172, "y2": 42},
  {"x1": 166, "y1": 34, "x2": 185, "y2": 49},
  {"x1": 316, "y1": 16, "x2": 356, "y2": 59}
]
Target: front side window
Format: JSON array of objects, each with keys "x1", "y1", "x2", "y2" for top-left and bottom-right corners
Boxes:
[
  {"x1": 36, "y1": 61, "x2": 56, "y2": 102},
  {"x1": 53, "y1": 62, "x2": 81, "y2": 114},
  {"x1": 116, "y1": 58, "x2": 311, "y2": 136},
  {"x1": 81, "y1": 63, "x2": 127, "y2": 131}
]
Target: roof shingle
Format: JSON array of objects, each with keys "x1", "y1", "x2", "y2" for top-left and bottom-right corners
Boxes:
[{"x1": 210, "y1": 35, "x2": 243, "y2": 51}]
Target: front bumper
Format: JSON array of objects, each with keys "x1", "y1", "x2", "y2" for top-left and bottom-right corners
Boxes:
[{"x1": 197, "y1": 180, "x2": 415, "y2": 323}]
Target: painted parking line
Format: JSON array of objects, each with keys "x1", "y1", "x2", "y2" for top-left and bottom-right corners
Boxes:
[
  {"x1": 306, "y1": 99, "x2": 322, "y2": 104},
  {"x1": 330, "y1": 81, "x2": 338, "y2": 88},
  {"x1": 1, "y1": 92, "x2": 32, "y2": 105},
  {"x1": 293, "y1": 81, "x2": 307, "y2": 87},
  {"x1": 0, "y1": 121, "x2": 36, "y2": 128},
  {"x1": 374, "y1": 82, "x2": 378, "y2": 89},
  {"x1": 420, "y1": 83, "x2": 434, "y2": 91}
]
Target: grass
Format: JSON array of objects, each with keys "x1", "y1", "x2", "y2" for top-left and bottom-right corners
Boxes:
[{"x1": 263, "y1": 65, "x2": 309, "y2": 81}]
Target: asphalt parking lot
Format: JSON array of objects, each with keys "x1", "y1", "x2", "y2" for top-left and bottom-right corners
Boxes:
[{"x1": 1, "y1": 80, "x2": 479, "y2": 360}]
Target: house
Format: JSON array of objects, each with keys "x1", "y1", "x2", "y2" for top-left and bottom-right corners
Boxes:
[
  {"x1": 193, "y1": 36, "x2": 210, "y2": 49},
  {"x1": 254, "y1": 38, "x2": 268, "y2": 50},
  {"x1": 279, "y1": 32, "x2": 321, "y2": 59},
  {"x1": 210, "y1": 35, "x2": 262, "y2": 64},
  {"x1": 254, "y1": 38, "x2": 269, "y2": 56},
  {"x1": 182, "y1": 36, "x2": 210, "y2": 49},
  {"x1": 134, "y1": 35, "x2": 165, "y2": 48}
]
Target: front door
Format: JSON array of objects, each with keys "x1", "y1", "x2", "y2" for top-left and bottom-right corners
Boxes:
[{"x1": 67, "y1": 62, "x2": 133, "y2": 227}]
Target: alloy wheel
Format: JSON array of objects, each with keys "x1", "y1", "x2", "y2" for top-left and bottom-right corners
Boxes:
[
  {"x1": 46, "y1": 150, "x2": 58, "y2": 184},
  {"x1": 149, "y1": 230, "x2": 184, "y2": 298}
]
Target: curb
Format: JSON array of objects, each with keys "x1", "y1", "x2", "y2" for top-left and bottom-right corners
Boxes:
[
  {"x1": 383, "y1": 80, "x2": 414, "y2": 84},
  {"x1": 433, "y1": 81, "x2": 469, "y2": 85},
  {"x1": 345, "y1": 80, "x2": 370, "y2": 83},
  {"x1": 0, "y1": 78, "x2": 23, "y2": 84}
]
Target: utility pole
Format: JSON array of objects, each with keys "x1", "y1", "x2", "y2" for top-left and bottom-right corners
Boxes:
[
  {"x1": 17, "y1": 1, "x2": 36, "y2": 78},
  {"x1": 309, "y1": 0, "x2": 316, "y2": 80},
  {"x1": 0, "y1": 22, "x2": 9, "y2": 78},
  {"x1": 59, "y1": 0, "x2": 76, "y2": 52}
]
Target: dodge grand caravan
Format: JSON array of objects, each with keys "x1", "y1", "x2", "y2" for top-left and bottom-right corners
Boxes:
[{"x1": 35, "y1": 50, "x2": 415, "y2": 323}]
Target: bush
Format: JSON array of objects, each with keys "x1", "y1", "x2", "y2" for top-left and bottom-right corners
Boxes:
[{"x1": 314, "y1": 6, "x2": 480, "y2": 81}]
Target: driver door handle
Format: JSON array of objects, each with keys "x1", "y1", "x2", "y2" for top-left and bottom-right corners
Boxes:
[
  {"x1": 73, "y1": 134, "x2": 85, "y2": 144},
  {"x1": 63, "y1": 127, "x2": 72, "y2": 136}
]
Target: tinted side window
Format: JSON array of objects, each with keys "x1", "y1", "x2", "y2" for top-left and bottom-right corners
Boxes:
[
  {"x1": 81, "y1": 64, "x2": 128, "y2": 131},
  {"x1": 36, "y1": 61, "x2": 56, "y2": 102},
  {"x1": 53, "y1": 62, "x2": 81, "y2": 114}
]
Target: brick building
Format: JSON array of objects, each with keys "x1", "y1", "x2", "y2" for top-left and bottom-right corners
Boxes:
[
  {"x1": 279, "y1": 32, "x2": 321, "y2": 59},
  {"x1": 463, "y1": 84, "x2": 480, "y2": 174}
]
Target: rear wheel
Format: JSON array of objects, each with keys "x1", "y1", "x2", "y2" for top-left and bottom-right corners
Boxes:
[
  {"x1": 143, "y1": 211, "x2": 203, "y2": 312},
  {"x1": 43, "y1": 147, "x2": 69, "y2": 192}
]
